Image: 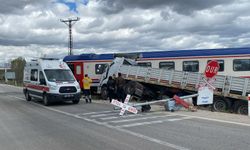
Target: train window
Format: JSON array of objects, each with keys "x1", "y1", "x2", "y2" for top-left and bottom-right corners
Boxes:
[
  {"x1": 30, "y1": 69, "x2": 38, "y2": 81},
  {"x1": 207, "y1": 60, "x2": 224, "y2": 72},
  {"x1": 76, "y1": 65, "x2": 81, "y2": 75},
  {"x1": 95, "y1": 64, "x2": 108, "y2": 74},
  {"x1": 183, "y1": 61, "x2": 199, "y2": 72},
  {"x1": 159, "y1": 61, "x2": 175, "y2": 70},
  {"x1": 233, "y1": 59, "x2": 250, "y2": 71},
  {"x1": 137, "y1": 62, "x2": 152, "y2": 67}
]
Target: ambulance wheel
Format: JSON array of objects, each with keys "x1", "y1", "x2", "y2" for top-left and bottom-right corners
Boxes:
[
  {"x1": 43, "y1": 94, "x2": 50, "y2": 106},
  {"x1": 25, "y1": 91, "x2": 31, "y2": 101},
  {"x1": 72, "y1": 99, "x2": 80, "y2": 104}
]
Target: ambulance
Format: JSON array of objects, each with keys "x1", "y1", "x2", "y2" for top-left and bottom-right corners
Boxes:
[{"x1": 23, "y1": 58, "x2": 81, "y2": 105}]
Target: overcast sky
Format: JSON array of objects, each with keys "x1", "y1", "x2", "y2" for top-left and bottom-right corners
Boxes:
[{"x1": 0, "y1": 0, "x2": 250, "y2": 63}]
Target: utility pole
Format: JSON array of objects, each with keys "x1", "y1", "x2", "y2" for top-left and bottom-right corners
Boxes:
[{"x1": 60, "y1": 17, "x2": 80, "y2": 55}]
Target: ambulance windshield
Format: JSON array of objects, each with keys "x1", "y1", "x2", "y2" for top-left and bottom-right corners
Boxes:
[{"x1": 44, "y1": 69, "x2": 75, "y2": 82}]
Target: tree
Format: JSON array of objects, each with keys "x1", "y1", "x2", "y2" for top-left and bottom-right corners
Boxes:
[{"x1": 11, "y1": 57, "x2": 26, "y2": 84}]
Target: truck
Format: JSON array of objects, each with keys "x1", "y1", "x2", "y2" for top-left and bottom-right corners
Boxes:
[
  {"x1": 99, "y1": 57, "x2": 250, "y2": 114},
  {"x1": 23, "y1": 58, "x2": 81, "y2": 105}
]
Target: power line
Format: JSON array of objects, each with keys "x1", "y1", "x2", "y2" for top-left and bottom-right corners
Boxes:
[{"x1": 60, "y1": 17, "x2": 80, "y2": 55}]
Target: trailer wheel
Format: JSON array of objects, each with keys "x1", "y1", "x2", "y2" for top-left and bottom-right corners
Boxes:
[
  {"x1": 25, "y1": 91, "x2": 31, "y2": 101},
  {"x1": 124, "y1": 81, "x2": 144, "y2": 98},
  {"x1": 101, "y1": 86, "x2": 108, "y2": 100},
  {"x1": 213, "y1": 99, "x2": 230, "y2": 112},
  {"x1": 234, "y1": 101, "x2": 248, "y2": 115},
  {"x1": 43, "y1": 94, "x2": 50, "y2": 106},
  {"x1": 124, "y1": 82, "x2": 136, "y2": 95}
]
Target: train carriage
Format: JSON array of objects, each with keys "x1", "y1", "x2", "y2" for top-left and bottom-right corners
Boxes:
[
  {"x1": 63, "y1": 53, "x2": 114, "y2": 92},
  {"x1": 136, "y1": 48, "x2": 250, "y2": 77},
  {"x1": 63, "y1": 47, "x2": 250, "y2": 92}
]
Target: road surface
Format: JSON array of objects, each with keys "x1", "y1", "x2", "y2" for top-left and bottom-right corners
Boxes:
[{"x1": 0, "y1": 84, "x2": 250, "y2": 150}]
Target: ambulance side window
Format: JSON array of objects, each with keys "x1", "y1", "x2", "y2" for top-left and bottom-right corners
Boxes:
[
  {"x1": 31, "y1": 69, "x2": 38, "y2": 81},
  {"x1": 39, "y1": 71, "x2": 46, "y2": 85}
]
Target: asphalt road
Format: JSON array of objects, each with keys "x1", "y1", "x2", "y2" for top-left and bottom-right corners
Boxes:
[{"x1": 1, "y1": 84, "x2": 250, "y2": 150}]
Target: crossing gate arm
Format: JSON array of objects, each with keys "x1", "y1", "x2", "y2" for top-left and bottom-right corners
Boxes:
[{"x1": 132, "y1": 93, "x2": 199, "y2": 107}]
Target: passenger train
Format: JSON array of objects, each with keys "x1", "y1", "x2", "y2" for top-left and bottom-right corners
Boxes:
[{"x1": 63, "y1": 47, "x2": 250, "y2": 91}]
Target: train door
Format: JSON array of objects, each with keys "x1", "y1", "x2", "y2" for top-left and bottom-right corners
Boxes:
[{"x1": 68, "y1": 62, "x2": 84, "y2": 89}]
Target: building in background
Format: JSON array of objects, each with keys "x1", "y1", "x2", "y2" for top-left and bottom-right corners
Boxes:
[{"x1": 0, "y1": 63, "x2": 11, "y2": 82}]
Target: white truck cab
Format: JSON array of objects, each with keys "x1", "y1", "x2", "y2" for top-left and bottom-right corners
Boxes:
[
  {"x1": 99, "y1": 57, "x2": 137, "y2": 87},
  {"x1": 23, "y1": 58, "x2": 81, "y2": 105},
  {"x1": 98, "y1": 57, "x2": 137, "y2": 99}
]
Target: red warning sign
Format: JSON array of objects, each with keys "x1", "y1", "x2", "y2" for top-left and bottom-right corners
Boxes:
[{"x1": 205, "y1": 60, "x2": 219, "y2": 79}]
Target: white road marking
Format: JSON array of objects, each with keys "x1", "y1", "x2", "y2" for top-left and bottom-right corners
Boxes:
[
  {"x1": 9, "y1": 95, "x2": 190, "y2": 150},
  {"x1": 8, "y1": 95, "x2": 250, "y2": 128},
  {"x1": 78, "y1": 110, "x2": 113, "y2": 116},
  {"x1": 168, "y1": 116, "x2": 193, "y2": 122},
  {"x1": 109, "y1": 114, "x2": 177, "y2": 123},
  {"x1": 9, "y1": 95, "x2": 250, "y2": 150},
  {"x1": 102, "y1": 113, "x2": 146, "y2": 120},
  {"x1": 116, "y1": 116, "x2": 193, "y2": 128},
  {"x1": 100, "y1": 116, "x2": 118, "y2": 120},
  {"x1": 117, "y1": 120, "x2": 163, "y2": 128},
  {"x1": 100, "y1": 113, "x2": 145, "y2": 120},
  {"x1": 119, "y1": 113, "x2": 144, "y2": 118},
  {"x1": 173, "y1": 113, "x2": 250, "y2": 127},
  {"x1": 81, "y1": 116, "x2": 189, "y2": 150},
  {"x1": 90, "y1": 113, "x2": 119, "y2": 118}
]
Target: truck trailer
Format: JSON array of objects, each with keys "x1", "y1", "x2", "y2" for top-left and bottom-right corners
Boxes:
[{"x1": 99, "y1": 57, "x2": 250, "y2": 114}]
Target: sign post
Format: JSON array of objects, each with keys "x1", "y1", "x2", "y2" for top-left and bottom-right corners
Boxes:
[
  {"x1": 197, "y1": 60, "x2": 219, "y2": 105},
  {"x1": 248, "y1": 94, "x2": 250, "y2": 117},
  {"x1": 119, "y1": 94, "x2": 131, "y2": 115}
]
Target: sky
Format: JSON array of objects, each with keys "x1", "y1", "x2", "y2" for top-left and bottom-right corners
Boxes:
[{"x1": 0, "y1": 0, "x2": 250, "y2": 63}]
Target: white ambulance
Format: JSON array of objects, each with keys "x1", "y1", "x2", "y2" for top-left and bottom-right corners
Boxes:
[{"x1": 23, "y1": 58, "x2": 81, "y2": 105}]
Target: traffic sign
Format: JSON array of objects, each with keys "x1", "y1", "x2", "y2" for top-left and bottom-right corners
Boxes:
[
  {"x1": 111, "y1": 94, "x2": 138, "y2": 115},
  {"x1": 119, "y1": 94, "x2": 131, "y2": 115},
  {"x1": 197, "y1": 86, "x2": 214, "y2": 105},
  {"x1": 205, "y1": 60, "x2": 220, "y2": 78}
]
